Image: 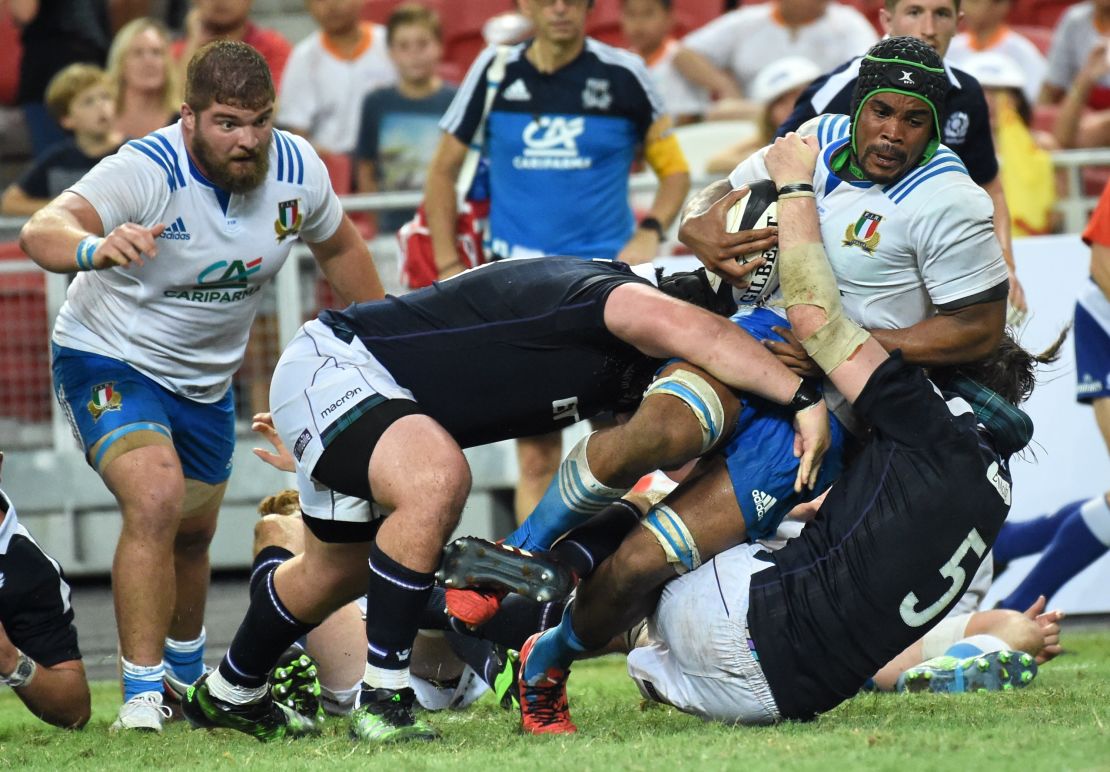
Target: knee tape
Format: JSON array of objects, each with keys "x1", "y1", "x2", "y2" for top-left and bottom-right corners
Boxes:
[
  {"x1": 184, "y1": 479, "x2": 227, "y2": 516},
  {"x1": 920, "y1": 612, "x2": 974, "y2": 660},
  {"x1": 641, "y1": 504, "x2": 701, "y2": 574},
  {"x1": 778, "y1": 242, "x2": 871, "y2": 374},
  {"x1": 644, "y1": 370, "x2": 725, "y2": 453}
]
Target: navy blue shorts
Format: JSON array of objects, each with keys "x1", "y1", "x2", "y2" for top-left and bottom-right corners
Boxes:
[
  {"x1": 52, "y1": 344, "x2": 235, "y2": 483},
  {"x1": 1074, "y1": 280, "x2": 1110, "y2": 403}
]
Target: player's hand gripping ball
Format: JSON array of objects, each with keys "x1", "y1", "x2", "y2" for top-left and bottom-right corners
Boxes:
[{"x1": 724, "y1": 179, "x2": 779, "y2": 306}]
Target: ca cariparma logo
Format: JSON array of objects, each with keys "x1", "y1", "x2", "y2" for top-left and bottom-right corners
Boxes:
[
  {"x1": 88, "y1": 382, "x2": 122, "y2": 421},
  {"x1": 843, "y1": 211, "x2": 883, "y2": 254},
  {"x1": 274, "y1": 198, "x2": 304, "y2": 243}
]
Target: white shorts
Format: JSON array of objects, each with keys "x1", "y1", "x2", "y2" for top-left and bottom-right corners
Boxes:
[
  {"x1": 270, "y1": 319, "x2": 414, "y2": 522},
  {"x1": 626, "y1": 542, "x2": 781, "y2": 725}
]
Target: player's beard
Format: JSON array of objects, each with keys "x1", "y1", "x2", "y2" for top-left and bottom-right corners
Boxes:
[{"x1": 190, "y1": 130, "x2": 271, "y2": 194}]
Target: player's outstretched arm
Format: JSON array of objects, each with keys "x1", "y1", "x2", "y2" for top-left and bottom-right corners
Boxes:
[
  {"x1": 603, "y1": 282, "x2": 830, "y2": 489},
  {"x1": 19, "y1": 192, "x2": 164, "y2": 273},
  {"x1": 766, "y1": 133, "x2": 888, "y2": 405},
  {"x1": 0, "y1": 622, "x2": 90, "y2": 729},
  {"x1": 306, "y1": 215, "x2": 385, "y2": 305}
]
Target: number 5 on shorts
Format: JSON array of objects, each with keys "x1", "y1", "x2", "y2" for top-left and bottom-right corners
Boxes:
[{"x1": 899, "y1": 528, "x2": 987, "y2": 628}]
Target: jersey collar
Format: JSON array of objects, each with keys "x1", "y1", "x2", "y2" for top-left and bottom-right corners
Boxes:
[
  {"x1": 185, "y1": 151, "x2": 233, "y2": 214},
  {"x1": 823, "y1": 137, "x2": 875, "y2": 193}
]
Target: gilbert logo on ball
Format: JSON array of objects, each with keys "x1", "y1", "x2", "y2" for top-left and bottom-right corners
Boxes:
[{"x1": 725, "y1": 179, "x2": 779, "y2": 306}]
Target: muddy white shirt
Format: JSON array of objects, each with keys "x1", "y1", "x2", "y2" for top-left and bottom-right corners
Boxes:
[{"x1": 56, "y1": 121, "x2": 343, "y2": 402}]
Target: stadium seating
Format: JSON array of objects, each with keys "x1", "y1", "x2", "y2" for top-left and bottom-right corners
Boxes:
[
  {"x1": 671, "y1": 119, "x2": 758, "y2": 176},
  {"x1": 0, "y1": 9, "x2": 22, "y2": 106},
  {"x1": 361, "y1": 0, "x2": 515, "y2": 73},
  {"x1": 1010, "y1": 0, "x2": 1077, "y2": 28},
  {"x1": 0, "y1": 241, "x2": 51, "y2": 422},
  {"x1": 1031, "y1": 103, "x2": 1060, "y2": 134}
]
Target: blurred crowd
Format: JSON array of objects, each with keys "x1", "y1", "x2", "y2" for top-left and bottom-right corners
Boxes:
[{"x1": 0, "y1": 0, "x2": 1103, "y2": 240}]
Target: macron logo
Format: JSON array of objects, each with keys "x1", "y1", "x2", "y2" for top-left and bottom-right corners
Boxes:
[
  {"x1": 751, "y1": 490, "x2": 777, "y2": 521},
  {"x1": 159, "y1": 217, "x2": 191, "y2": 240},
  {"x1": 503, "y1": 78, "x2": 532, "y2": 102},
  {"x1": 320, "y1": 388, "x2": 362, "y2": 419}
]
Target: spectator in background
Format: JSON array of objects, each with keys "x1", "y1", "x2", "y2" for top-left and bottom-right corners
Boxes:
[
  {"x1": 0, "y1": 452, "x2": 91, "y2": 730},
  {"x1": 946, "y1": 0, "x2": 1046, "y2": 104},
  {"x1": 354, "y1": 3, "x2": 454, "y2": 234},
  {"x1": 620, "y1": 0, "x2": 708, "y2": 125},
  {"x1": 706, "y1": 57, "x2": 820, "y2": 174},
  {"x1": 1050, "y1": 38, "x2": 1110, "y2": 149},
  {"x1": 171, "y1": 0, "x2": 292, "y2": 89},
  {"x1": 1, "y1": 64, "x2": 122, "y2": 216},
  {"x1": 962, "y1": 53, "x2": 1058, "y2": 237},
  {"x1": 9, "y1": 0, "x2": 111, "y2": 157},
  {"x1": 1040, "y1": 0, "x2": 1110, "y2": 110},
  {"x1": 107, "y1": 18, "x2": 180, "y2": 139},
  {"x1": 673, "y1": 0, "x2": 876, "y2": 121},
  {"x1": 425, "y1": 0, "x2": 690, "y2": 524},
  {"x1": 277, "y1": 0, "x2": 396, "y2": 156}
]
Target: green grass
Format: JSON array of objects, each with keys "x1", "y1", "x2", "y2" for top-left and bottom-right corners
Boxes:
[{"x1": 2, "y1": 632, "x2": 1109, "y2": 771}]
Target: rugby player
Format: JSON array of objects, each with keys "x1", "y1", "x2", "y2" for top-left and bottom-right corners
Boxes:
[
  {"x1": 181, "y1": 255, "x2": 830, "y2": 743},
  {"x1": 18, "y1": 41, "x2": 384, "y2": 731},
  {"x1": 0, "y1": 452, "x2": 90, "y2": 729},
  {"x1": 452, "y1": 36, "x2": 1011, "y2": 641},
  {"x1": 510, "y1": 127, "x2": 1047, "y2": 731}
]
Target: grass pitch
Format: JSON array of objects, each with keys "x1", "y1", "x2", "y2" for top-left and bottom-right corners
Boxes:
[{"x1": 1, "y1": 631, "x2": 1107, "y2": 771}]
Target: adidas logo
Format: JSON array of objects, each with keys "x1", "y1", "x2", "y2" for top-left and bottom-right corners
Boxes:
[
  {"x1": 502, "y1": 78, "x2": 532, "y2": 102},
  {"x1": 751, "y1": 490, "x2": 777, "y2": 521},
  {"x1": 159, "y1": 216, "x2": 191, "y2": 241}
]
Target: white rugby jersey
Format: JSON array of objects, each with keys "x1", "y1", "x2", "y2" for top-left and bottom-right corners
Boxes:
[
  {"x1": 56, "y1": 122, "x2": 344, "y2": 402},
  {"x1": 729, "y1": 113, "x2": 1008, "y2": 331}
]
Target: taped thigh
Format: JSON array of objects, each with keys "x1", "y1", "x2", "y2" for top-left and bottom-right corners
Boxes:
[
  {"x1": 183, "y1": 479, "x2": 228, "y2": 517},
  {"x1": 644, "y1": 369, "x2": 725, "y2": 453},
  {"x1": 89, "y1": 424, "x2": 173, "y2": 473},
  {"x1": 641, "y1": 503, "x2": 701, "y2": 575}
]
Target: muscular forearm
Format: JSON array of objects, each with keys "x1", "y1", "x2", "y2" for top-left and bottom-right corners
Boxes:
[
  {"x1": 869, "y1": 308, "x2": 1003, "y2": 366},
  {"x1": 19, "y1": 207, "x2": 99, "y2": 273}
]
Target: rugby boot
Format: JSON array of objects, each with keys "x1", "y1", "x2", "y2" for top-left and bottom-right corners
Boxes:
[
  {"x1": 517, "y1": 632, "x2": 577, "y2": 735},
  {"x1": 182, "y1": 672, "x2": 318, "y2": 742},
  {"x1": 349, "y1": 687, "x2": 439, "y2": 743},
  {"x1": 110, "y1": 691, "x2": 173, "y2": 732},
  {"x1": 439, "y1": 537, "x2": 575, "y2": 625},
  {"x1": 491, "y1": 645, "x2": 521, "y2": 711},
  {"x1": 269, "y1": 645, "x2": 325, "y2": 722},
  {"x1": 896, "y1": 649, "x2": 1038, "y2": 693}
]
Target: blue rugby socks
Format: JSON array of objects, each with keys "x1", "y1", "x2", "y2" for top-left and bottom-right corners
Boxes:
[
  {"x1": 999, "y1": 495, "x2": 1110, "y2": 609},
  {"x1": 122, "y1": 658, "x2": 165, "y2": 701},
  {"x1": 994, "y1": 499, "x2": 1084, "y2": 566},
  {"x1": 522, "y1": 604, "x2": 588, "y2": 683},
  {"x1": 506, "y1": 434, "x2": 628, "y2": 552},
  {"x1": 164, "y1": 628, "x2": 206, "y2": 685}
]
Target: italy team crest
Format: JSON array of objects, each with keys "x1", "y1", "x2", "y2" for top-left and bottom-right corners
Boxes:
[
  {"x1": 274, "y1": 198, "x2": 304, "y2": 243},
  {"x1": 88, "y1": 382, "x2": 122, "y2": 420},
  {"x1": 843, "y1": 211, "x2": 883, "y2": 254}
]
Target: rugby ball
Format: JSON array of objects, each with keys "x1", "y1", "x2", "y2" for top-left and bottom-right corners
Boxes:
[{"x1": 724, "y1": 179, "x2": 779, "y2": 306}]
